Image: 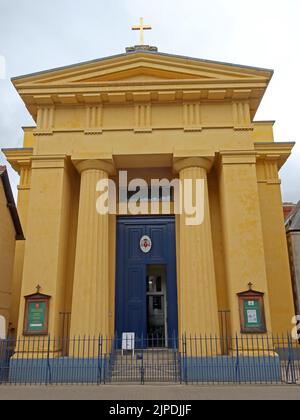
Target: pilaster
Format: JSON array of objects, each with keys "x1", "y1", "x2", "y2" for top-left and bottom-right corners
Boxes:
[
  {"x1": 218, "y1": 151, "x2": 272, "y2": 335},
  {"x1": 256, "y1": 146, "x2": 295, "y2": 333},
  {"x1": 15, "y1": 155, "x2": 70, "y2": 337}
]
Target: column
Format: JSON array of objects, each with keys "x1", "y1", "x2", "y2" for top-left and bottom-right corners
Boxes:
[
  {"x1": 174, "y1": 157, "x2": 219, "y2": 337},
  {"x1": 70, "y1": 160, "x2": 114, "y2": 337}
]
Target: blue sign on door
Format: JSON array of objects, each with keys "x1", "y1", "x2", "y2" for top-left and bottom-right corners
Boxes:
[{"x1": 115, "y1": 216, "x2": 178, "y2": 348}]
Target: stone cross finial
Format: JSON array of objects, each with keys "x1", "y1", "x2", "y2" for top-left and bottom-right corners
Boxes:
[{"x1": 36, "y1": 284, "x2": 42, "y2": 294}]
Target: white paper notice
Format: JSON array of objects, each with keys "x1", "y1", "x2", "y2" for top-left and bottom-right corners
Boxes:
[
  {"x1": 0, "y1": 316, "x2": 6, "y2": 339},
  {"x1": 247, "y1": 310, "x2": 258, "y2": 324},
  {"x1": 122, "y1": 333, "x2": 135, "y2": 351}
]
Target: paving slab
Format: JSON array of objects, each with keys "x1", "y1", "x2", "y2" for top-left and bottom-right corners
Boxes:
[{"x1": 0, "y1": 384, "x2": 300, "y2": 400}]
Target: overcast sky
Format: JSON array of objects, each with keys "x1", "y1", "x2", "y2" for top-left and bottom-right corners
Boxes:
[{"x1": 0, "y1": 0, "x2": 299, "y2": 202}]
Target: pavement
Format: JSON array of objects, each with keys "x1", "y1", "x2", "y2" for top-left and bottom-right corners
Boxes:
[{"x1": 0, "y1": 384, "x2": 300, "y2": 400}]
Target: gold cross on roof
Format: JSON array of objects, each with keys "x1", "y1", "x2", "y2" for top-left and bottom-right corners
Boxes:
[{"x1": 132, "y1": 18, "x2": 152, "y2": 46}]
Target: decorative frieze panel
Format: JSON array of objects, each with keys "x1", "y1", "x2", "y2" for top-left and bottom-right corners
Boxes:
[
  {"x1": 183, "y1": 103, "x2": 202, "y2": 132},
  {"x1": 232, "y1": 101, "x2": 252, "y2": 131},
  {"x1": 35, "y1": 106, "x2": 54, "y2": 135},
  {"x1": 134, "y1": 104, "x2": 152, "y2": 133},
  {"x1": 256, "y1": 159, "x2": 280, "y2": 185},
  {"x1": 85, "y1": 105, "x2": 103, "y2": 135},
  {"x1": 264, "y1": 160, "x2": 279, "y2": 183},
  {"x1": 19, "y1": 167, "x2": 31, "y2": 190}
]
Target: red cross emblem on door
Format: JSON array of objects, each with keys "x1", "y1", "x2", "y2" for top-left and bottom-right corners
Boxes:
[{"x1": 140, "y1": 235, "x2": 152, "y2": 253}]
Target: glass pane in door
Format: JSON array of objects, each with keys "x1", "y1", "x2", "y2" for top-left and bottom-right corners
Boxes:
[{"x1": 146, "y1": 265, "x2": 167, "y2": 347}]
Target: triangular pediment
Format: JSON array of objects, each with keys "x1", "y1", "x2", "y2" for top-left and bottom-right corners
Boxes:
[
  {"x1": 79, "y1": 67, "x2": 206, "y2": 83},
  {"x1": 13, "y1": 52, "x2": 272, "y2": 88}
]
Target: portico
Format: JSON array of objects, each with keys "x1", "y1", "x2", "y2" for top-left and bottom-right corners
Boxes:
[{"x1": 2, "y1": 46, "x2": 295, "y2": 344}]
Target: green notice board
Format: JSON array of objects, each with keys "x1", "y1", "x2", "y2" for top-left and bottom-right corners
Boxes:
[
  {"x1": 24, "y1": 295, "x2": 50, "y2": 335},
  {"x1": 238, "y1": 289, "x2": 266, "y2": 333},
  {"x1": 243, "y1": 299, "x2": 262, "y2": 329},
  {"x1": 27, "y1": 302, "x2": 46, "y2": 332}
]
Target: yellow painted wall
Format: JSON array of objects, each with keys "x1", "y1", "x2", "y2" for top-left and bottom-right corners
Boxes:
[
  {"x1": 61, "y1": 164, "x2": 80, "y2": 321},
  {"x1": 208, "y1": 169, "x2": 229, "y2": 317},
  {"x1": 218, "y1": 154, "x2": 273, "y2": 335},
  {"x1": 257, "y1": 162, "x2": 295, "y2": 334},
  {"x1": 9, "y1": 169, "x2": 30, "y2": 331},
  {"x1": 15, "y1": 157, "x2": 77, "y2": 337},
  {"x1": 252, "y1": 121, "x2": 274, "y2": 143},
  {"x1": 0, "y1": 182, "x2": 16, "y2": 326}
]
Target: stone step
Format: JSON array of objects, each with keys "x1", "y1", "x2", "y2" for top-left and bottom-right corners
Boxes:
[
  {"x1": 109, "y1": 350, "x2": 181, "y2": 382},
  {"x1": 113, "y1": 356, "x2": 177, "y2": 363}
]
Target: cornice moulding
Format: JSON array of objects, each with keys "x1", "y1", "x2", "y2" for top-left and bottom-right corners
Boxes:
[
  {"x1": 31, "y1": 155, "x2": 68, "y2": 169},
  {"x1": 219, "y1": 150, "x2": 257, "y2": 165}
]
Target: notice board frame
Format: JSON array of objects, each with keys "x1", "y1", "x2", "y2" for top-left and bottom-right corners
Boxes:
[
  {"x1": 237, "y1": 288, "x2": 267, "y2": 334},
  {"x1": 23, "y1": 292, "x2": 51, "y2": 336}
]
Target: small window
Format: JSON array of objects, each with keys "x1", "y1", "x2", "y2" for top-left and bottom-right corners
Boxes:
[{"x1": 156, "y1": 277, "x2": 162, "y2": 292}]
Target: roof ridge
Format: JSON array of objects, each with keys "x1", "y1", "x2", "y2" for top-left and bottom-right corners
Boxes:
[
  {"x1": 0, "y1": 168, "x2": 25, "y2": 240},
  {"x1": 11, "y1": 51, "x2": 274, "y2": 82}
]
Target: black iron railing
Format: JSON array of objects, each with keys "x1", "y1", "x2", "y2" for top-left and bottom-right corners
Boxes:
[{"x1": 0, "y1": 334, "x2": 299, "y2": 385}]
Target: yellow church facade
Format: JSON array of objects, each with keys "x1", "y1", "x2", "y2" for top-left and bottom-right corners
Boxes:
[{"x1": 3, "y1": 46, "x2": 295, "y2": 343}]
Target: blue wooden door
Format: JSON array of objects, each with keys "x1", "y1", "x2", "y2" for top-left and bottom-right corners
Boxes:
[{"x1": 115, "y1": 216, "x2": 178, "y2": 347}]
